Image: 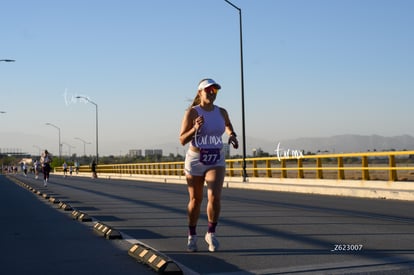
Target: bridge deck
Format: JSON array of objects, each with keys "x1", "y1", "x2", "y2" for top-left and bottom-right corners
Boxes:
[{"x1": 2, "y1": 173, "x2": 414, "y2": 274}]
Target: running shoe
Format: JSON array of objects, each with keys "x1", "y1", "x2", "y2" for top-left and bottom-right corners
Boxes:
[
  {"x1": 205, "y1": 232, "x2": 219, "y2": 252},
  {"x1": 187, "y1": 235, "x2": 198, "y2": 252}
]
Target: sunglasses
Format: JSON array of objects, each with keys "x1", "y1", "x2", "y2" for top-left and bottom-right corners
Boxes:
[{"x1": 204, "y1": 86, "x2": 219, "y2": 94}]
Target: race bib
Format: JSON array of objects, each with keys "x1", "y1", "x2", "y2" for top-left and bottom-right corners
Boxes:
[{"x1": 200, "y1": 148, "x2": 221, "y2": 165}]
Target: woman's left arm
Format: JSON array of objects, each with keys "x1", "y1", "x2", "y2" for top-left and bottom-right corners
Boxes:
[{"x1": 220, "y1": 108, "x2": 239, "y2": 149}]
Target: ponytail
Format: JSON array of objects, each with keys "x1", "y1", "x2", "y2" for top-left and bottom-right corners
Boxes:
[
  {"x1": 188, "y1": 78, "x2": 210, "y2": 109},
  {"x1": 189, "y1": 93, "x2": 200, "y2": 109}
]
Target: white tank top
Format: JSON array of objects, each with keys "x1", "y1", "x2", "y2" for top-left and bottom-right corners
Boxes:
[{"x1": 191, "y1": 105, "x2": 225, "y2": 149}]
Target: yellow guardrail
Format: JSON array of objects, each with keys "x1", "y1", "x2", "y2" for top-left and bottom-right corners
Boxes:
[{"x1": 55, "y1": 150, "x2": 414, "y2": 182}]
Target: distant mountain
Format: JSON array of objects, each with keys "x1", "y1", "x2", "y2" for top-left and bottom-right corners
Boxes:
[
  {"x1": 158, "y1": 134, "x2": 414, "y2": 156},
  {"x1": 276, "y1": 134, "x2": 414, "y2": 154}
]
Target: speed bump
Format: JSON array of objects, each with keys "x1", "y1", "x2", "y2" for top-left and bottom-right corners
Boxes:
[
  {"x1": 71, "y1": 210, "x2": 92, "y2": 222},
  {"x1": 71, "y1": 210, "x2": 81, "y2": 220},
  {"x1": 58, "y1": 202, "x2": 73, "y2": 211},
  {"x1": 77, "y1": 212, "x2": 92, "y2": 222},
  {"x1": 49, "y1": 197, "x2": 60, "y2": 204},
  {"x1": 93, "y1": 222, "x2": 122, "y2": 239},
  {"x1": 128, "y1": 243, "x2": 182, "y2": 274}
]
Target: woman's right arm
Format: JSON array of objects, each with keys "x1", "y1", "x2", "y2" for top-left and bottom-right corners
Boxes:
[{"x1": 179, "y1": 108, "x2": 198, "y2": 145}]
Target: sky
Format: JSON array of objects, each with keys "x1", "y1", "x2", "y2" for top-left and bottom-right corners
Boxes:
[{"x1": 1, "y1": 0, "x2": 413, "y2": 157}]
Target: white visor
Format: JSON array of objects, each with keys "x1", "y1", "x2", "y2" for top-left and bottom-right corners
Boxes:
[{"x1": 198, "y1": 79, "x2": 221, "y2": 91}]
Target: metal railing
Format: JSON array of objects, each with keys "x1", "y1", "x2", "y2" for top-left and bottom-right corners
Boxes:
[{"x1": 55, "y1": 150, "x2": 414, "y2": 182}]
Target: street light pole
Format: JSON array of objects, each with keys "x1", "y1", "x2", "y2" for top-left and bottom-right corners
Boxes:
[
  {"x1": 224, "y1": 0, "x2": 247, "y2": 182},
  {"x1": 62, "y1": 142, "x2": 75, "y2": 158},
  {"x1": 33, "y1": 145, "x2": 41, "y2": 156},
  {"x1": 45, "y1": 122, "x2": 62, "y2": 159},
  {"x1": 76, "y1": 96, "x2": 99, "y2": 163},
  {"x1": 74, "y1": 137, "x2": 91, "y2": 157}
]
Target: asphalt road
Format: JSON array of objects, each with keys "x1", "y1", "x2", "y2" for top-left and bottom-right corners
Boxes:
[
  {"x1": 0, "y1": 174, "x2": 155, "y2": 275},
  {"x1": 2, "y1": 173, "x2": 414, "y2": 274}
]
